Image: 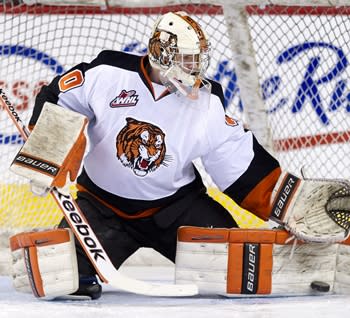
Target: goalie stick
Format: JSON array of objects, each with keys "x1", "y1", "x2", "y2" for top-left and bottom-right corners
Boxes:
[{"x1": 0, "y1": 89, "x2": 198, "y2": 297}]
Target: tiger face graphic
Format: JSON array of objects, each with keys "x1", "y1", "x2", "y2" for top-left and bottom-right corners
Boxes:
[{"x1": 116, "y1": 117, "x2": 169, "y2": 177}]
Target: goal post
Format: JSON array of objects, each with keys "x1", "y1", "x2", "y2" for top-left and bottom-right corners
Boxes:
[{"x1": 1, "y1": 0, "x2": 350, "y2": 273}]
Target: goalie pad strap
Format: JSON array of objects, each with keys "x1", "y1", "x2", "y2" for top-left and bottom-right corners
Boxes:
[
  {"x1": 228, "y1": 242, "x2": 273, "y2": 294},
  {"x1": 228, "y1": 242, "x2": 261, "y2": 294},
  {"x1": 10, "y1": 228, "x2": 71, "y2": 251}
]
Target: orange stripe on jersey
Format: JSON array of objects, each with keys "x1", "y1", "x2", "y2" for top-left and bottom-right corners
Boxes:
[
  {"x1": 240, "y1": 167, "x2": 282, "y2": 220},
  {"x1": 140, "y1": 56, "x2": 155, "y2": 98},
  {"x1": 76, "y1": 183, "x2": 161, "y2": 219},
  {"x1": 156, "y1": 88, "x2": 170, "y2": 101},
  {"x1": 140, "y1": 56, "x2": 169, "y2": 100}
]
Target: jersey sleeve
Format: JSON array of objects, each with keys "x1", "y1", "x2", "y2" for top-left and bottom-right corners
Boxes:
[
  {"x1": 201, "y1": 83, "x2": 281, "y2": 221},
  {"x1": 29, "y1": 61, "x2": 97, "y2": 129}
]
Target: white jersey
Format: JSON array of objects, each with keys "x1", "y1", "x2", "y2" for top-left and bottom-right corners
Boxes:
[{"x1": 31, "y1": 51, "x2": 280, "y2": 219}]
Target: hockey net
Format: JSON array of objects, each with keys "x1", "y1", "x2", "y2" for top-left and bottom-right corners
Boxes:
[{"x1": 1, "y1": 0, "x2": 350, "y2": 273}]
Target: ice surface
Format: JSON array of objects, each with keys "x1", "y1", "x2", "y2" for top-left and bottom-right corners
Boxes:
[{"x1": 1, "y1": 266, "x2": 350, "y2": 318}]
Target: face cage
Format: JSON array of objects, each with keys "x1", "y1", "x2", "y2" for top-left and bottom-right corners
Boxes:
[
  {"x1": 160, "y1": 48, "x2": 212, "y2": 100},
  {"x1": 172, "y1": 50, "x2": 210, "y2": 81}
]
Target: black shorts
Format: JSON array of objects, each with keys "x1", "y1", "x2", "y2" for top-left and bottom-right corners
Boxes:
[{"x1": 59, "y1": 189, "x2": 238, "y2": 276}]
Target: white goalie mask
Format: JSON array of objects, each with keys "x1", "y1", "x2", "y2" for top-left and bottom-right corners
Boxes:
[{"x1": 148, "y1": 11, "x2": 211, "y2": 98}]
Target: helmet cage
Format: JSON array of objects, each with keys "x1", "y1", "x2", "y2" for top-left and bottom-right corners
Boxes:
[
  {"x1": 173, "y1": 47, "x2": 210, "y2": 82},
  {"x1": 148, "y1": 30, "x2": 210, "y2": 86},
  {"x1": 148, "y1": 12, "x2": 211, "y2": 97},
  {"x1": 149, "y1": 25, "x2": 211, "y2": 85}
]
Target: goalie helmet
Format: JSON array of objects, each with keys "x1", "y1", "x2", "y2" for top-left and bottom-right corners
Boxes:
[{"x1": 148, "y1": 11, "x2": 211, "y2": 91}]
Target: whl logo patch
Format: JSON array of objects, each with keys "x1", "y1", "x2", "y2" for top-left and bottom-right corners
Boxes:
[{"x1": 110, "y1": 89, "x2": 139, "y2": 107}]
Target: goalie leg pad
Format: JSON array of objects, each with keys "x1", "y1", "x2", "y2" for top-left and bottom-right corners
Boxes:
[
  {"x1": 334, "y1": 236, "x2": 350, "y2": 294},
  {"x1": 175, "y1": 227, "x2": 274, "y2": 295},
  {"x1": 10, "y1": 102, "x2": 88, "y2": 194},
  {"x1": 175, "y1": 226, "x2": 350, "y2": 296},
  {"x1": 10, "y1": 228, "x2": 79, "y2": 299}
]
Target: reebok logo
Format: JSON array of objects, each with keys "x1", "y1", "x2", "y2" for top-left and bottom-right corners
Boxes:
[
  {"x1": 0, "y1": 88, "x2": 21, "y2": 123},
  {"x1": 110, "y1": 89, "x2": 139, "y2": 107},
  {"x1": 57, "y1": 192, "x2": 106, "y2": 262}
]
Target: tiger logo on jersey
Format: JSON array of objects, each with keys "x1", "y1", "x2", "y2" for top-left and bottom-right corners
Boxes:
[{"x1": 116, "y1": 117, "x2": 170, "y2": 177}]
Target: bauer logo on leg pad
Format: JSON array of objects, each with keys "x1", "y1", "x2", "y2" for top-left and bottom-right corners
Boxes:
[
  {"x1": 13, "y1": 153, "x2": 59, "y2": 176},
  {"x1": 242, "y1": 243, "x2": 259, "y2": 294}
]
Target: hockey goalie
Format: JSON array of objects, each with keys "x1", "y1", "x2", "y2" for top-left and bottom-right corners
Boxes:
[{"x1": 8, "y1": 11, "x2": 350, "y2": 300}]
